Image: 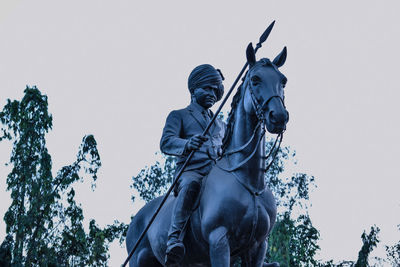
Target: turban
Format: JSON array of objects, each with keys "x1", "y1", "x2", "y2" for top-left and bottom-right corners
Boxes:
[{"x1": 188, "y1": 64, "x2": 225, "y2": 101}]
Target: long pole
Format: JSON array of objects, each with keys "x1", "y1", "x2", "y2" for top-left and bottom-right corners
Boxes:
[{"x1": 122, "y1": 20, "x2": 275, "y2": 267}]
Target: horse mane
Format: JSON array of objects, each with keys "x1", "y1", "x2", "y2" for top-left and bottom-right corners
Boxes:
[
  {"x1": 221, "y1": 59, "x2": 276, "y2": 153},
  {"x1": 221, "y1": 82, "x2": 244, "y2": 152}
]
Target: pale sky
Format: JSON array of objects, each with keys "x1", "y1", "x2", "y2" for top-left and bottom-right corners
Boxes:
[{"x1": 0, "y1": 1, "x2": 399, "y2": 266}]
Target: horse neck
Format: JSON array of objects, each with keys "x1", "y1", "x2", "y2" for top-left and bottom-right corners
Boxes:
[{"x1": 225, "y1": 91, "x2": 266, "y2": 191}]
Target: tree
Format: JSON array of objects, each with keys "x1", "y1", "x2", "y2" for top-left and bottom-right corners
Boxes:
[
  {"x1": 264, "y1": 143, "x2": 320, "y2": 267},
  {"x1": 0, "y1": 86, "x2": 126, "y2": 266},
  {"x1": 319, "y1": 226, "x2": 381, "y2": 267},
  {"x1": 131, "y1": 138, "x2": 320, "y2": 266},
  {"x1": 0, "y1": 235, "x2": 12, "y2": 267},
  {"x1": 354, "y1": 225, "x2": 380, "y2": 267},
  {"x1": 131, "y1": 153, "x2": 176, "y2": 203},
  {"x1": 386, "y1": 226, "x2": 400, "y2": 266}
]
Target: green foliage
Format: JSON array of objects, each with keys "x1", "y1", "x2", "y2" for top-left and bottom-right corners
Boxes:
[
  {"x1": 354, "y1": 225, "x2": 380, "y2": 267},
  {"x1": 263, "y1": 139, "x2": 319, "y2": 266},
  {"x1": 0, "y1": 235, "x2": 12, "y2": 267},
  {"x1": 0, "y1": 86, "x2": 126, "y2": 266},
  {"x1": 319, "y1": 226, "x2": 382, "y2": 267},
  {"x1": 386, "y1": 225, "x2": 400, "y2": 266},
  {"x1": 320, "y1": 260, "x2": 355, "y2": 267},
  {"x1": 265, "y1": 142, "x2": 315, "y2": 211},
  {"x1": 131, "y1": 153, "x2": 176, "y2": 203},
  {"x1": 268, "y1": 212, "x2": 319, "y2": 267}
]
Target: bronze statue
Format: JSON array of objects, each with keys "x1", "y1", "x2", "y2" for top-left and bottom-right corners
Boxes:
[{"x1": 126, "y1": 22, "x2": 289, "y2": 267}]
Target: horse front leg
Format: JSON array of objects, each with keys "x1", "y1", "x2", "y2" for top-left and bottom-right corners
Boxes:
[
  {"x1": 208, "y1": 227, "x2": 230, "y2": 267},
  {"x1": 242, "y1": 240, "x2": 279, "y2": 267}
]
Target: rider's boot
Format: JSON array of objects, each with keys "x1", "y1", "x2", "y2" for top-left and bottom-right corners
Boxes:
[{"x1": 165, "y1": 181, "x2": 200, "y2": 266}]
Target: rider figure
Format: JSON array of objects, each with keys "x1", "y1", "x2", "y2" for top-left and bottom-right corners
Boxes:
[{"x1": 160, "y1": 64, "x2": 225, "y2": 265}]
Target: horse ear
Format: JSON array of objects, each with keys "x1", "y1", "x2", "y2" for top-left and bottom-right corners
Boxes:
[
  {"x1": 272, "y1": 46, "x2": 287, "y2": 68},
  {"x1": 246, "y1": 43, "x2": 256, "y2": 67}
]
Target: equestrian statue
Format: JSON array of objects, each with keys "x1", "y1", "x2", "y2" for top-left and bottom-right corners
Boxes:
[{"x1": 126, "y1": 22, "x2": 289, "y2": 267}]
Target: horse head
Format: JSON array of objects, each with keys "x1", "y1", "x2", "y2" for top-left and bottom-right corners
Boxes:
[{"x1": 244, "y1": 43, "x2": 289, "y2": 134}]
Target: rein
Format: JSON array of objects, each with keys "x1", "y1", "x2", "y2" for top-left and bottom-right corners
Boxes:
[
  {"x1": 223, "y1": 121, "x2": 262, "y2": 155},
  {"x1": 219, "y1": 122, "x2": 267, "y2": 172},
  {"x1": 219, "y1": 78, "x2": 284, "y2": 173}
]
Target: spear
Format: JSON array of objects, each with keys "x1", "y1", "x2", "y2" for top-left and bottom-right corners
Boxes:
[{"x1": 122, "y1": 20, "x2": 276, "y2": 267}]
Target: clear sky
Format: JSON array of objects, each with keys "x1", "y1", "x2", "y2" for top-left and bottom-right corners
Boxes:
[{"x1": 0, "y1": 0, "x2": 399, "y2": 265}]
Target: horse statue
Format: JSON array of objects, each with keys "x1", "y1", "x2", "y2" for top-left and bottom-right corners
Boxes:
[{"x1": 126, "y1": 42, "x2": 289, "y2": 267}]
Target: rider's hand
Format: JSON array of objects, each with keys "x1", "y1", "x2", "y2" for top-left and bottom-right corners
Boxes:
[{"x1": 185, "y1": 134, "x2": 208, "y2": 153}]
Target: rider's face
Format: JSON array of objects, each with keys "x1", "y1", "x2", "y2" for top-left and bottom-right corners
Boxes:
[{"x1": 192, "y1": 84, "x2": 218, "y2": 109}]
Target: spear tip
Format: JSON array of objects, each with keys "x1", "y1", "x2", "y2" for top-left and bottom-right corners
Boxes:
[{"x1": 258, "y1": 20, "x2": 276, "y2": 45}]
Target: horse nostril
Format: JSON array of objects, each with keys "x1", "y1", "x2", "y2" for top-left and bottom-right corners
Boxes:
[
  {"x1": 269, "y1": 110, "x2": 289, "y2": 124},
  {"x1": 269, "y1": 111, "x2": 277, "y2": 124}
]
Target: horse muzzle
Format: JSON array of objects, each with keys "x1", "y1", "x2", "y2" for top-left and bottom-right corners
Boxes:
[{"x1": 265, "y1": 109, "x2": 289, "y2": 134}]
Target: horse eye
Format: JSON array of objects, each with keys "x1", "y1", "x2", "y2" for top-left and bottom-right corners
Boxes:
[{"x1": 251, "y1": 76, "x2": 261, "y2": 85}]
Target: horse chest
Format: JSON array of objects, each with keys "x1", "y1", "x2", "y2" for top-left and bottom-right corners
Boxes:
[
  {"x1": 231, "y1": 197, "x2": 270, "y2": 246},
  {"x1": 253, "y1": 199, "x2": 271, "y2": 239}
]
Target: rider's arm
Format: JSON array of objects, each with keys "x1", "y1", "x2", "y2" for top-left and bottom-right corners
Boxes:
[{"x1": 160, "y1": 110, "x2": 188, "y2": 156}]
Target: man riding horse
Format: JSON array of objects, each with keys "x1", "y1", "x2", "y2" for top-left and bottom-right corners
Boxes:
[
  {"x1": 126, "y1": 22, "x2": 288, "y2": 267},
  {"x1": 160, "y1": 64, "x2": 225, "y2": 265}
]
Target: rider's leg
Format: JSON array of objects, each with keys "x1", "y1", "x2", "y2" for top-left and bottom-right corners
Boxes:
[
  {"x1": 208, "y1": 226, "x2": 230, "y2": 267},
  {"x1": 165, "y1": 171, "x2": 202, "y2": 265}
]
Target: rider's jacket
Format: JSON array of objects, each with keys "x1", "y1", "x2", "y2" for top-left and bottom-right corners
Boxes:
[{"x1": 160, "y1": 102, "x2": 225, "y2": 174}]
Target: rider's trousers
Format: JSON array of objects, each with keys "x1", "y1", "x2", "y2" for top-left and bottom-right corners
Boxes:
[{"x1": 167, "y1": 164, "x2": 213, "y2": 244}]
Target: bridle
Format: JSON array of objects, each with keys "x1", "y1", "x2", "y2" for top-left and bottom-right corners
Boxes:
[{"x1": 220, "y1": 71, "x2": 285, "y2": 173}]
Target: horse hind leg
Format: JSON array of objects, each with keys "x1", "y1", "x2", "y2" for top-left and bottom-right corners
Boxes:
[
  {"x1": 208, "y1": 226, "x2": 230, "y2": 267},
  {"x1": 126, "y1": 228, "x2": 162, "y2": 267},
  {"x1": 135, "y1": 247, "x2": 163, "y2": 267}
]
